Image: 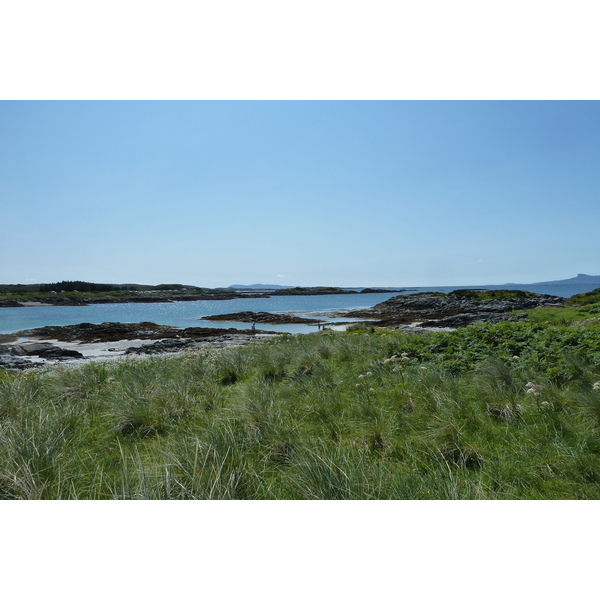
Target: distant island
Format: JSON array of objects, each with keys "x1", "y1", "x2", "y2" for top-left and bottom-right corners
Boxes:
[
  {"x1": 503, "y1": 273, "x2": 600, "y2": 286},
  {"x1": 0, "y1": 280, "x2": 402, "y2": 308},
  {"x1": 229, "y1": 284, "x2": 293, "y2": 290},
  {"x1": 232, "y1": 275, "x2": 600, "y2": 290}
]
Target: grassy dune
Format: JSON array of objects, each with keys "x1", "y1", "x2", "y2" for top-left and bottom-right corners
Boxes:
[{"x1": 2, "y1": 319, "x2": 600, "y2": 499}]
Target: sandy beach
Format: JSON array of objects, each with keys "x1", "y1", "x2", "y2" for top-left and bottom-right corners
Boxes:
[{"x1": 0, "y1": 332, "x2": 276, "y2": 369}]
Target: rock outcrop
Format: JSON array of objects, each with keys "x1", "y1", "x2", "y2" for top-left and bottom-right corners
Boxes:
[
  {"x1": 0, "y1": 341, "x2": 84, "y2": 369},
  {"x1": 9, "y1": 342, "x2": 84, "y2": 359},
  {"x1": 344, "y1": 289, "x2": 564, "y2": 328},
  {"x1": 15, "y1": 322, "x2": 279, "y2": 343},
  {"x1": 16, "y1": 322, "x2": 179, "y2": 342},
  {"x1": 200, "y1": 311, "x2": 321, "y2": 324}
]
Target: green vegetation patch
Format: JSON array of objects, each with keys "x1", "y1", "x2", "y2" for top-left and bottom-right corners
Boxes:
[
  {"x1": 566, "y1": 287, "x2": 600, "y2": 306},
  {"x1": 1, "y1": 322, "x2": 600, "y2": 499},
  {"x1": 520, "y1": 287, "x2": 600, "y2": 327}
]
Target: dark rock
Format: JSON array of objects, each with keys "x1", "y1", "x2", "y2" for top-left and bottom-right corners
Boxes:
[
  {"x1": 10, "y1": 342, "x2": 56, "y2": 356},
  {"x1": 9, "y1": 342, "x2": 84, "y2": 359},
  {"x1": 35, "y1": 347, "x2": 84, "y2": 359},
  {"x1": 125, "y1": 339, "x2": 197, "y2": 355},
  {"x1": 15, "y1": 322, "x2": 181, "y2": 343},
  {"x1": 0, "y1": 356, "x2": 37, "y2": 370},
  {"x1": 200, "y1": 311, "x2": 321, "y2": 325},
  {"x1": 0, "y1": 300, "x2": 24, "y2": 307},
  {"x1": 15, "y1": 321, "x2": 280, "y2": 343}
]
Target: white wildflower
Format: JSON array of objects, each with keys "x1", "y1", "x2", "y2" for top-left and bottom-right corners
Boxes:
[{"x1": 526, "y1": 384, "x2": 544, "y2": 398}]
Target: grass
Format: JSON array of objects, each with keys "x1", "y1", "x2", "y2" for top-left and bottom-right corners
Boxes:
[
  {"x1": 1, "y1": 319, "x2": 600, "y2": 499},
  {"x1": 518, "y1": 287, "x2": 600, "y2": 327}
]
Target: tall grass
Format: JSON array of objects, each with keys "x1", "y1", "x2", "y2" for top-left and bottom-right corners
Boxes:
[{"x1": 1, "y1": 322, "x2": 600, "y2": 499}]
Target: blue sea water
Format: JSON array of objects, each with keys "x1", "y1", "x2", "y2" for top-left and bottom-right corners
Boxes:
[
  {"x1": 0, "y1": 293, "x2": 398, "y2": 335},
  {"x1": 0, "y1": 283, "x2": 598, "y2": 335}
]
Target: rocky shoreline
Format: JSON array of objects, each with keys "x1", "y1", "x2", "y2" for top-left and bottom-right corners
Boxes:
[
  {"x1": 0, "y1": 322, "x2": 280, "y2": 370},
  {"x1": 0, "y1": 289, "x2": 566, "y2": 370},
  {"x1": 341, "y1": 289, "x2": 564, "y2": 328}
]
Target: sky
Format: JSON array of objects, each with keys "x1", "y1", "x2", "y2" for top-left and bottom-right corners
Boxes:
[{"x1": 1, "y1": 100, "x2": 599, "y2": 288}]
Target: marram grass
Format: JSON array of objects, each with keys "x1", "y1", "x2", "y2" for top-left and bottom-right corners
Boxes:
[{"x1": 1, "y1": 322, "x2": 600, "y2": 499}]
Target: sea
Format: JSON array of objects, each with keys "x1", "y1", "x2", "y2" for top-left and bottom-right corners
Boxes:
[{"x1": 0, "y1": 282, "x2": 597, "y2": 336}]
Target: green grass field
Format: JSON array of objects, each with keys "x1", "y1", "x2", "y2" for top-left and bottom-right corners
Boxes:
[{"x1": 2, "y1": 317, "x2": 600, "y2": 499}]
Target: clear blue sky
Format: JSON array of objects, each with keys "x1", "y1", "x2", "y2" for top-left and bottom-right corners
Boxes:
[{"x1": 1, "y1": 100, "x2": 599, "y2": 287}]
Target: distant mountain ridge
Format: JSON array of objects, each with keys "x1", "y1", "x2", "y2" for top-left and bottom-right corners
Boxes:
[
  {"x1": 229, "y1": 284, "x2": 293, "y2": 290},
  {"x1": 231, "y1": 276, "x2": 600, "y2": 290},
  {"x1": 507, "y1": 274, "x2": 600, "y2": 286}
]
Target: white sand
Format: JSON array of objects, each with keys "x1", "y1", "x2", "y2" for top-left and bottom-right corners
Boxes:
[{"x1": 5, "y1": 338, "x2": 161, "y2": 366}]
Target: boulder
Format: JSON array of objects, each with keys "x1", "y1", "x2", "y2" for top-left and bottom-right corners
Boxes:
[{"x1": 9, "y1": 342, "x2": 84, "y2": 359}]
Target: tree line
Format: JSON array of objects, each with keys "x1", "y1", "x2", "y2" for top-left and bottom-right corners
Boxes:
[{"x1": 37, "y1": 281, "x2": 134, "y2": 292}]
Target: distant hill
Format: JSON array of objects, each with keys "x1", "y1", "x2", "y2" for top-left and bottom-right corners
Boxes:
[
  {"x1": 229, "y1": 284, "x2": 294, "y2": 290},
  {"x1": 507, "y1": 274, "x2": 600, "y2": 286}
]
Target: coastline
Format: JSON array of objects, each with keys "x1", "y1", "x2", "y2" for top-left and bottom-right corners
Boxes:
[
  {"x1": 1, "y1": 287, "x2": 596, "y2": 371},
  {"x1": 0, "y1": 286, "x2": 402, "y2": 309},
  {"x1": 1, "y1": 331, "x2": 279, "y2": 370}
]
